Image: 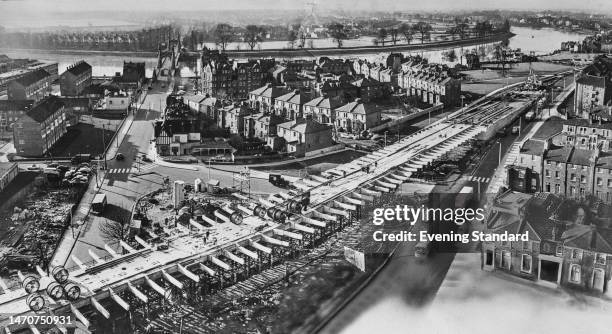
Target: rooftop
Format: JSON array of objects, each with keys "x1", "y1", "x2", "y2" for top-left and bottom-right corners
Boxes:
[
  {"x1": 64, "y1": 61, "x2": 92, "y2": 76},
  {"x1": 26, "y1": 96, "x2": 64, "y2": 123},
  {"x1": 520, "y1": 139, "x2": 546, "y2": 156},
  {"x1": 13, "y1": 68, "x2": 50, "y2": 87},
  {"x1": 533, "y1": 117, "x2": 564, "y2": 139}
]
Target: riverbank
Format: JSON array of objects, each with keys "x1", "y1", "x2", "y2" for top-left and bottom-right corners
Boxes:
[{"x1": 0, "y1": 32, "x2": 513, "y2": 60}]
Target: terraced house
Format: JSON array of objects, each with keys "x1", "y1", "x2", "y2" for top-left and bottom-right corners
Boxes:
[
  {"x1": 399, "y1": 64, "x2": 461, "y2": 107},
  {"x1": 483, "y1": 192, "x2": 612, "y2": 296},
  {"x1": 273, "y1": 89, "x2": 310, "y2": 120},
  {"x1": 303, "y1": 95, "x2": 344, "y2": 125},
  {"x1": 7, "y1": 69, "x2": 52, "y2": 102},
  {"x1": 13, "y1": 96, "x2": 67, "y2": 156}
]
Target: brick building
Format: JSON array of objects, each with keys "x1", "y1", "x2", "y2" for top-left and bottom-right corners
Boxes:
[
  {"x1": 13, "y1": 96, "x2": 67, "y2": 156},
  {"x1": 59, "y1": 61, "x2": 92, "y2": 96},
  {"x1": 574, "y1": 55, "x2": 612, "y2": 117},
  {"x1": 334, "y1": 98, "x2": 382, "y2": 134},
  {"x1": 303, "y1": 96, "x2": 344, "y2": 125},
  {"x1": 7, "y1": 69, "x2": 52, "y2": 102}
]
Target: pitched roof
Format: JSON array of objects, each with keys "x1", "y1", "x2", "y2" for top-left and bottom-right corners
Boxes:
[
  {"x1": 65, "y1": 61, "x2": 92, "y2": 76},
  {"x1": 14, "y1": 69, "x2": 50, "y2": 87},
  {"x1": 249, "y1": 84, "x2": 289, "y2": 99},
  {"x1": 335, "y1": 100, "x2": 377, "y2": 115},
  {"x1": 278, "y1": 119, "x2": 332, "y2": 134},
  {"x1": 276, "y1": 90, "x2": 309, "y2": 105},
  {"x1": 26, "y1": 96, "x2": 64, "y2": 123},
  {"x1": 544, "y1": 146, "x2": 572, "y2": 163},
  {"x1": 576, "y1": 74, "x2": 606, "y2": 87},
  {"x1": 569, "y1": 148, "x2": 597, "y2": 166},
  {"x1": 303, "y1": 96, "x2": 344, "y2": 109},
  {"x1": 351, "y1": 77, "x2": 382, "y2": 88},
  {"x1": 563, "y1": 117, "x2": 612, "y2": 130}
]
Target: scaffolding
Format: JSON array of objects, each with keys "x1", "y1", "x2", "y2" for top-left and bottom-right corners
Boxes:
[{"x1": 233, "y1": 167, "x2": 251, "y2": 197}]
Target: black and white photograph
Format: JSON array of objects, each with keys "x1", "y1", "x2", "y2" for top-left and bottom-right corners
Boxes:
[{"x1": 0, "y1": 0, "x2": 610, "y2": 333}]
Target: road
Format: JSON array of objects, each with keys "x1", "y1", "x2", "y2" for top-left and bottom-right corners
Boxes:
[{"x1": 64, "y1": 83, "x2": 283, "y2": 269}]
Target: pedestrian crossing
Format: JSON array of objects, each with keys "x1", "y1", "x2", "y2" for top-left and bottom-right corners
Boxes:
[
  {"x1": 462, "y1": 175, "x2": 491, "y2": 183},
  {"x1": 107, "y1": 162, "x2": 156, "y2": 174}
]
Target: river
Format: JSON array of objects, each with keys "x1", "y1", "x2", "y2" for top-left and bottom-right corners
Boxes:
[{"x1": 0, "y1": 26, "x2": 589, "y2": 77}]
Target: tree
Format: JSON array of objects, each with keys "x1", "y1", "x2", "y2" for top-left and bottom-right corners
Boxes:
[
  {"x1": 100, "y1": 214, "x2": 130, "y2": 245},
  {"x1": 377, "y1": 28, "x2": 388, "y2": 46},
  {"x1": 412, "y1": 21, "x2": 433, "y2": 44},
  {"x1": 398, "y1": 23, "x2": 414, "y2": 44},
  {"x1": 389, "y1": 28, "x2": 400, "y2": 45},
  {"x1": 327, "y1": 23, "x2": 347, "y2": 48},
  {"x1": 287, "y1": 30, "x2": 298, "y2": 49},
  {"x1": 244, "y1": 25, "x2": 265, "y2": 51},
  {"x1": 214, "y1": 23, "x2": 234, "y2": 51}
]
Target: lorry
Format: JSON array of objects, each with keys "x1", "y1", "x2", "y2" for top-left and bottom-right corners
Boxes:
[
  {"x1": 525, "y1": 111, "x2": 535, "y2": 121},
  {"x1": 268, "y1": 174, "x2": 290, "y2": 188},
  {"x1": 91, "y1": 193, "x2": 107, "y2": 214}
]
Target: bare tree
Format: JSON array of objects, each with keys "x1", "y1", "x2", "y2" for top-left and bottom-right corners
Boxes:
[
  {"x1": 287, "y1": 30, "x2": 298, "y2": 49},
  {"x1": 389, "y1": 28, "x2": 400, "y2": 45},
  {"x1": 244, "y1": 25, "x2": 265, "y2": 51},
  {"x1": 100, "y1": 215, "x2": 130, "y2": 245},
  {"x1": 412, "y1": 21, "x2": 433, "y2": 43},
  {"x1": 377, "y1": 28, "x2": 388, "y2": 46},
  {"x1": 214, "y1": 23, "x2": 234, "y2": 52},
  {"x1": 398, "y1": 23, "x2": 414, "y2": 44},
  {"x1": 327, "y1": 22, "x2": 347, "y2": 48}
]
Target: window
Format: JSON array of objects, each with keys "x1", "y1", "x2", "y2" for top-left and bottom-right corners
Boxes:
[
  {"x1": 556, "y1": 245, "x2": 564, "y2": 257},
  {"x1": 555, "y1": 184, "x2": 560, "y2": 193},
  {"x1": 571, "y1": 249, "x2": 582, "y2": 260},
  {"x1": 570, "y1": 173, "x2": 576, "y2": 181},
  {"x1": 18, "y1": 139, "x2": 25, "y2": 145},
  {"x1": 521, "y1": 254, "x2": 532, "y2": 273},
  {"x1": 609, "y1": 179, "x2": 612, "y2": 188},
  {"x1": 545, "y1": 170, "x2": 551, "y2": 177},
  {"x1": 597, "y1": 178, "x2": 603, "y2": 186},
  {"x1": 502, "y1": 251, "x2": 511, "y2": 270},
  {"x1": 581, "y1": 175, "x2": 586, "y2": 183},
  {"x1": 569, "y1": 264, "x2": 581, "y2": 283},
  {"x1": 595, "y1": 253, "x2": 607, "y2": 265},
  {"x1": 555, "y1": 171, "x2": 560, "y2": 178}
]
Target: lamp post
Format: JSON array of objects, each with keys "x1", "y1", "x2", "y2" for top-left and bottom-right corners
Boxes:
[
  {"x1": 460, "y1": 94, "x2": 466, "y2": 116},
  {"x1": 498, "y1": 140, "x2": 502, "y2": 166},
  {"x1": 384, "y1": 131, "x2": 388, "y2": 147}
]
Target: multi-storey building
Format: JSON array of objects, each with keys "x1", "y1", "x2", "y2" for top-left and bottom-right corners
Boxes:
[
  {"x1": 220, "y1": 102, "x2": 252, "y2": 135},
  {"x1": 243, "y1": 113, "x2": 284, "y2": 141},
  {"x1": 0, "y1": 162, "x2": 18, "y2": 193},
  {"x1": 0, "y1": 100, "x2": 33, "y2": 132},
  {"x1": 273, "y1": 89, "x2": 310, "y2": 120},
  {"x1": 248, "y1": 84, "x2": 290, "y2": 114},
  {"x1": 13, "y1": 96, "x2": 67, "y2": 156},
  {"x1": 7, "y1": 69, "x2": 52, "y2": 102},
  {"x1": 334, "y1": 98, "x2": 382, "y2": 134},
  {"x1": 560, "y1": 117, "x2": 612, "y2": 152},
  {"x1": 574, "y1": 55, "x2": 612, "y2": 117},
  {"x1": 201, "y1": 59, "x2": 273, "y2": 100},
  {"x1": 351, "y1": 77, "x2": 384, "y2": 102},
  {"x1": 303, "y1": 96, "x2": 344, "y2": 124},
  {"x1": 59, "y1": 61, "x2": 92, "y2": 96},
  {"x1": 483, "y1": 192, "x2": 612, "y2": 295},
  {"x1": 399, "y1": 64, "x2": 461, "y2": 107},
  {"x1": 270, "y1": 118, "x2": 334, "y2": 157}
]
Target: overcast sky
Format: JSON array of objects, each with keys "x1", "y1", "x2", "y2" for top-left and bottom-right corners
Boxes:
[{"x1": 0, "y1": 0, "x2": 610, "y2": 12}]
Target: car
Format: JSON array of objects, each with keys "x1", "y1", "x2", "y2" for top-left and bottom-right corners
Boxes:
[
  {"x1": 116, "y1": 153, "x2": 125, "y2": 161},
  {"x1": 141, "y1": 154, "x2": 152, "y2": 162}
]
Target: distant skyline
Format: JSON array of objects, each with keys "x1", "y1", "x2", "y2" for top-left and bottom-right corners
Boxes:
[{"x1": 0, "y1": 0, "x2": 611, "y2": 13}]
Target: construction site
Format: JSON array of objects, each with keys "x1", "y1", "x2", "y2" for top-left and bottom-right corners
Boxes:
[{"x1": 0, "y1": 70, "x2": 573, "y2": 334}]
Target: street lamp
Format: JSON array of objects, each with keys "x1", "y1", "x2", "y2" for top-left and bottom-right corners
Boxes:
[
  {"x1": 497, "y1": 140, "x2": 502, "y2": 166},
  {"x1": 460, "y1": 95, "x2": 466, "y2": 116},
  {"x1": 384, "y1": 131, "x2": 388, "y2": 147}
]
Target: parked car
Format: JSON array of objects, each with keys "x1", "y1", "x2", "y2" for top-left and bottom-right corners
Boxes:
[{"x1": 116, "y1": 153, "x2": 125, "y2": 161}]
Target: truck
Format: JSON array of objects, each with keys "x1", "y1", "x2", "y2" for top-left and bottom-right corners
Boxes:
[
  {"x1": 91, "y1": 193, "x2": 107, "y2": 214},
  {"x1": 268, "y1": 174, "x2": 290, "y2": 188},
  {"x1": 71, "y1": 154, "x2": 91, "y2": 165},
  {"x1": 525, "y1": 111, "x2": 535, "y2": 121}
]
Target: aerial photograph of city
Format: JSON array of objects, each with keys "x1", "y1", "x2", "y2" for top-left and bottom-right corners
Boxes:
[{"x1": 0, "y1": 0, "x2": 610, "y2": 333}]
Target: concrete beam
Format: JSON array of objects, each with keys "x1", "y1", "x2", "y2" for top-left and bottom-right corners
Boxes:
[
  {"x1": 162, "y1": 270, "x2": 184, "y2": 290},
  {"x1": 210, "y1": 256, "x2": 231, "y2": 271},
  {"x1": 236, "y1": 245, "x2": 258, "y2": 260},
  {"x1": 376, "y1": 180, "x2": 396, "y2": 189},
  {"x1": 249, "y1": 240, "x2": 272, "y2": 254},
  {"x1": 104, "y1": 244, "x2": 120, "y2": 259},
  {"x1": 261, "y1": 234, "x2": 290, "y2": 247},
  {"x1": 198, "y1": 263, "x2": 216, "y2": 277},
  {"x1": 343, "y1": 196, "x2": 364, "y2": 206},
  {"x1": 334, "y1": 200, "x2": 357, "y2": 211},
  {"x1": 119, "y1": 240, "x2": 136, "y2": 253},
  {"x1": 373, "y1": 185, "x2": 390, "y2": 193},
  {"x1": 127, "y1": 282, "x2": 148, "y2": 303},
  {"x1": 311, "y1": 210, "x2": 337, "y2": 222},
  {"x1": 90, "y1": 296, "x2": 110, "y2": 319},
  {"x1": 201, "y1": 215, "x2": 217, "y2": 226},
  {"x1": 224, "y1": 251, "x2": 245, "y2": 266},
  {"x1": 70, "y1": 303, "x2": 90, "y2": 328},
  {"x1": 232, "y1": 193, "x2": 249, "y2": 201},
  {"x1": 273, "y1": 229, "x2": 303, "y2": 240},
  {"x1": 213, "y1": 210, "x2": 231, "y2": 223},
  {"x1": 360, "y1": 188, "x2": 381, "y2": 196},
  {"x1": 88, "y1": 249, "x2": 105, "y2": 265},
  {"x1": 189, "y1": 219, "x2": 205, "y2": 231},
  {"x1": 323, "y1": 206, "x2": 350, "y2": 218},
  {"x1": 134, "y1": 235, "x2": 151, "y2": 249},
  {"x1": 352, "y1": 192, "x2": 374, "y2": 202},
  {"x1": 290, "y1": 222, "x2": 315, "y2": 234},
  {"x1": 309, "y1": 175, "x2": 328, "y2": 183},
  {"x1": 383, "y1": 177, "x2": 403, "y2": 185},
  {"x1": 236, "y1": 205, "x2": 253, "y2": 216},
  {"x1": 178, "y1": 264, "x2": 200, "y2": 283},
  {"x1": 108, "y1": 288, "x2": 130, "y2": 311},
  {"x1": 145, "y1": 276, "x2": 169, "y2": 299},
  {"x1": 301, "y1": 216, "x2": 326, "y2": 228},
  {"x1": 70, "y1": 255, "x2": 87, "y2": 270}
]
